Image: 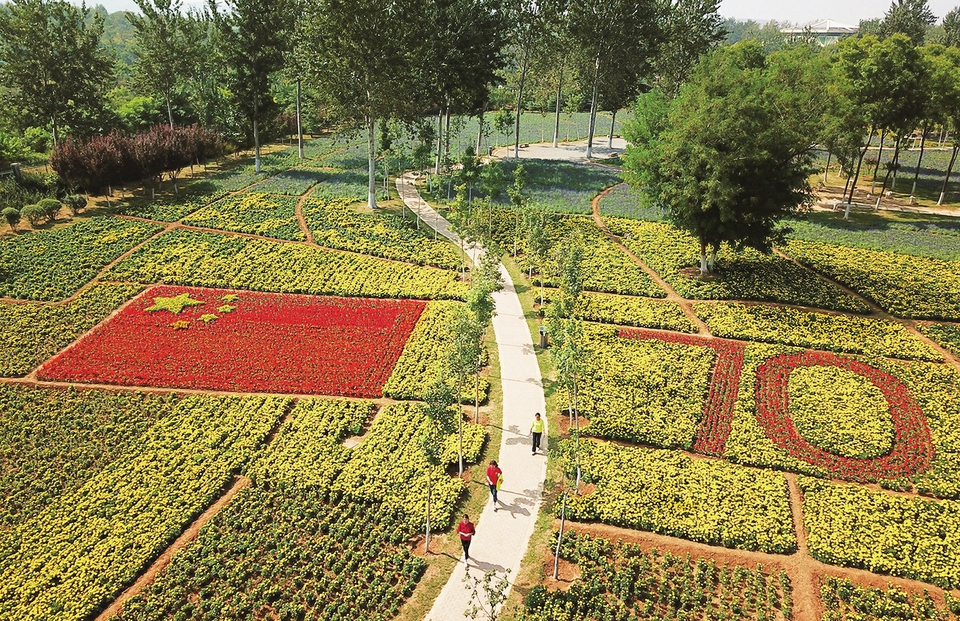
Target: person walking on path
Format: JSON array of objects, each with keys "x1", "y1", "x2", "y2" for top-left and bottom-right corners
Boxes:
[
  {"x1": 486, "y1": 460, "x2": 503, "y2": 511},
  {"x1": 531, "y1": 413, "x2": 545, "y2": 455},
  {"x1": 457, "y1": 514, "x2": 476, "y2": 563}
]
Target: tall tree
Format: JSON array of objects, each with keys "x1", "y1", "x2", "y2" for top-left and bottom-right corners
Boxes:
[
  {"x1": 942, "y1": 7, "x2": 960, "y2": 46},
  {"x1": 301, "y1": 0, "x2": 427, "y2": 208},
  {"x1": 879, "y1": 0, "x2": 937, "y2": 45},
  {"x1": 128, "y1": 0, "x2": 191, "y2": 129},
  {"x1": 568, "y1": 0, "x2": 665, "y2": 159},
  {"x1": 625, "y1": 42, "x2": 827, "y2": 274},
  {"x1": 653, "y1": 0, "x2": 725, "y2": 97},
  {"x1": 209, "y1": 0, "x2": 293, "y2": 173},
  {"x1": 0, "y1": 0, "x2": 114, "y2": 146}
]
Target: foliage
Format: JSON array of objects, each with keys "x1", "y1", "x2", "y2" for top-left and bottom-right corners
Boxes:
[
  {"x1": 493, "y1": 159, "x2": 621, "y2": 214},
  {"x1": 0, "y1": 216, "x2": 162, "y2": 301},
  {"x1": 303, "y1": 196, "x2": 462, "y2": 268},
  {"x1": 693, "y1": 301, "x2": 942, "y2": 361},
  {"x1": 39, "y1": 286, "x2": 426, "y2": 397},
  {"x1": 800, "y1": 476, "x2": 960, "y2": 588},
  {"x1": 182, "y1": 192, "x2": 304, "y2": 240},
  {"x1": 0, "y1": 394, "x2": 289, "y2": 621},
  {"x1": 384, "y1": 301, "x2": 490, "y2": 404},
  {"x1": 519, "y1": 531, "x2": 792, "y2": 621},
  {"x1": 595, "y1": 182, "x2": 669, "y2": 222},
  {"x1": 624, "y1": 43, "x2": 828, "y2": 273},
  {"x1": 571, "y1": 324, "x2": 716, "y2": 448},
  {"x1": 606, "y1": 218, "x2": 870, "y2": 312},
  {"x1": 0, "y1": 385, "x2": 169, "y2": 529},
  {"x1": 1, "y1": 208, "x2": 20, "y2": 231},
  {"x1": 783, "y1": 239, "x2": 960, "y2": 319},
  {"x1": 103, "y1": 229, "x2": 467, "y2": 300},
  {"x1": 0, "y1": 283, "x2": 141, "y2": 377},
  {"x1": 19, "y1": 204, "x2": 42, "y2": 227},
  {"x1": 565, "y1": 440, "x2": 797, "y2": 554},
  {"x1": 0, "y1": 0, "x2": 113, "y2": 143},
  {"x1": 820, "y1": 576, "x2": 959, "y2": 621},
  {"x1": 308, "y1": 169, "x2": 387, "y2": 203},
  {"x1": 333, "y1": 402, "x2": 483, "y2": 532}
]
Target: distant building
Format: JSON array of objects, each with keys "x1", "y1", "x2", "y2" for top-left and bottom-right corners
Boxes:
[{"x1": 781, "y1": 19, "x2": 858, "y2": 46}]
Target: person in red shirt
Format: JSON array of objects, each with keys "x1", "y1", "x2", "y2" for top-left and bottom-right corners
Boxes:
[
  {"x1": 486, "y1": 460, "x2": 503, "y2": 511},
  {"x1": 457, "y1": 514, "x2": 476, "y2": 563}
]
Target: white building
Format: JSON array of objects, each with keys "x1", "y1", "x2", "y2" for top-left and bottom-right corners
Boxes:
[{"x1": 781, "y1": 19, "x2": 859, "y2": 46}]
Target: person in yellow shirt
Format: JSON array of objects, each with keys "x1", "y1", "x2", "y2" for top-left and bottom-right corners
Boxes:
[{"x1": 530, "y1": 412, "x2": 544, "y2": 455}]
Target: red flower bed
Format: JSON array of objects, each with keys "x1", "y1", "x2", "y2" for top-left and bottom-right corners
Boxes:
[
  {"x1": 617, "y1": 328, "x2": 745, "y2": 455},
  {"x1": 39, "y1": 285, "x2": 426, "y2": 397},
  {"x1": 754, "y1": 351, "x2": 933, "y2": 481}
]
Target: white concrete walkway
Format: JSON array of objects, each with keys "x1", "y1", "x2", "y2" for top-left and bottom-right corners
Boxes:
[{"x1": 396, "y1": 173, "x2": 548, "y2": 620}]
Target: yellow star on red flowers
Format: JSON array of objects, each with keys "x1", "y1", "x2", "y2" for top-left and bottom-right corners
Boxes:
[{"x1": 147, "y1": 293, "x2": 204, "y2": 314}]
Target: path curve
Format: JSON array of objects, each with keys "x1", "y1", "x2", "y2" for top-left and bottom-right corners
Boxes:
[{"x1": 396, "y1": 173, "x2": 548, "y2": 620}]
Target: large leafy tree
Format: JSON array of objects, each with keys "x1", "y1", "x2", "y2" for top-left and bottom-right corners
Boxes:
[
  {"x1": 653, "y1": 0, "x2": 725, "y2": 97},
  {"x1": 568, "y1": 0, "x2": 666, "y2": 159},
  {"x1": 128, "y1": 0, "x2": 191, "y2": 129},
  {"x1": 300, "y1": 0, "x2": 427, "y2": 209},
  {"x1": 942, "y1": 7, "x2": 960, "y2": 46},
  {"x1": 209, "y1": 0, "x2": 294, "y2": 173},
  {"x1": 625, "y1": 42, "x2": 828, "y2": 274},
  {"x1": 879, "y1": 0, "x2": 937, "y2": 45},
  {"x1": 0, "y1": 0, "x2": 114, "y2": 146}
]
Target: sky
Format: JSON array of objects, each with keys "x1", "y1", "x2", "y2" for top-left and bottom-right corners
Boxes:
[{"x1": 78, "y1": 0, "x2": 960, "y2": 27}]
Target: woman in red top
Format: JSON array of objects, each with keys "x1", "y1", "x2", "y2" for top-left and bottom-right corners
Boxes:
[
  {"x1": 486, "y1": 460, "x2": 503, "y2": 511},
  {"x1": 457, "y1": 514, "x2": 476, "y2": 562}
]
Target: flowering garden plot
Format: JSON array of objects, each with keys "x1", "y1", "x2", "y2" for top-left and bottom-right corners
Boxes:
[{"x1": 38, "y1": 286, "x2": 426, "y2": 397}]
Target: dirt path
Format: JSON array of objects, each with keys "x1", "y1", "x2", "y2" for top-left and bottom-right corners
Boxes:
[
  {"x1": 591, "y1": 185, "x2": 712, "y2": 336},
  {"x1": 294, "y1": 184, "x2": 319, "y2": 245},
  {"x1": 95, "y1": 475, "x2": 252, "y2": 621}
]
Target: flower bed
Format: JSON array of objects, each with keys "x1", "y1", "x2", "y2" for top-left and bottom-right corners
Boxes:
[
  {"x1": 103, "y1": 229, "x2": 467, "y2": 300},
  {"x1": 800, "y1": 476, "x2": 960, "y2": 589},
  {"x1": 605, "y1": 218, "x2": 870, "y2": 312},
  {"x1": 0, "y1": 283, "x2": 141, "y2": 377},
  {"x1": 575, "y1": 291, "x2": 696, "y2": 332},
  {"x1": 820, "y1": 576, "x2": 960, "y2": 621},
  {"x1": 616, "y1": 327, "x2": 745, "y2": 455},
  {"x1": 518, "y1": 531, "x2": 792, "y2": 621},
  {"x1": 783, "y1": 239, "x2": 960, "y2": 320},
  {"x1": 0, "y1": 394, "x2": 288, "y2": 621},
  {"x1": 181, "y1": 192, "x2": 305, "y2": 240},
  {"x1": 566, "y1": 441, "x2": 796, "y2": 554},
  {"x1": 0, "y1": 217, "x2": 162, "y2": 301},
  {"x1": 38, "y1": 286, "x2": 426, "y2": 397},
  {"x1": 755, "y1": 351, "x2": 933, "y2": 481},
  {"x1": 693, "y1": 301, "x2": 942, "y2": 361},
  {"x1": 573, "y1": 325, "x2": 718, "y2": 449},
  {"x1": 918, "y1": 322, "x2": 960, "y2": 358}
]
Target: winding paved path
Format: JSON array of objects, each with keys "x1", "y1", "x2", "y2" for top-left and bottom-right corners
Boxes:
[{"x1": 396, "y1": 173, "x2": 548, "y2": 620}]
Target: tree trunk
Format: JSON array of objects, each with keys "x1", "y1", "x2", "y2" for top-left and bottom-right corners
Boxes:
[
  {"x1": 553, "y1": 492, "x2": 566, "y2": 579},
  {"x1": 824, "y1": 152, "x2": 831, "y2": 184},
  {"x1": 435, "y1": 108, "x2": 443, "y2": 175},
  {"x1": 296, "y1": 79, "x2": 304, "y2": 159},
  {"x1": 166, "y1": 94, "x2": 174, "y2": 129},
  {"x1": 444, "y1": 105, "x2": 451, "y2": 165},
  {"x1": 553, "y1": 59, "x2": 564, "y2": 148},
  {"x1": 876, "y1": 134, "x2": 904, "y2": 208},
  {"x1": 253, "y1": 117, "x2": 262, "y2": 174},
  {"x1": 514, "y1": 44, "x2": 531, "y2": 159},
  {"x1": 871, "y1": 129, "x2": 885, "y2": 194},
  {"x1": 476, "y1": 107, "x2": 485, "y2": 154},
  {"x1": 608, "y1": 109, "x2": 617, "y2": 149},
  {"x1": 457, "y1": 380, "x2": 464, "y2": 477},
  {"x1": 51, "y1": 117, "x2": 58, "y2": 150},
  {"x1": 846, "y1": 125, "x2": 875, "y2": 204},
  {"x1": 424, "y1": 471, "x2": 432, "y2": 554},
  {"x1": 367, "y1": 116, "x2": 377, "y2": 209},
  {"x1": 699, "y1": 237, "x2": 709, "y2": 274},
  {"x1": 938, "y1": 143, "x2": 960, "y2": 205},
  {"x1": 911, "y1": 123, "x2": 928, "y2": 196},
  {"x1": 474, "y1": 357, "x2": 481, "y2": 424},
  {"x1": 586, "y1": 54, "x2": 600, "y2": 160}
]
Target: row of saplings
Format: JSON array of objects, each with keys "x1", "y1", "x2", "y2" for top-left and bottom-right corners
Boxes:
[{"x1": 2, "y1": 195, "x2": 86, "y2": 231}]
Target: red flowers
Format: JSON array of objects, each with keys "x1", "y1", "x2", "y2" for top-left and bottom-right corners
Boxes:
[
  {"x1": 38, "y1": 285, "x2": 426, "y2": 397},
  {"x1": 617, "y1": 328, "x2": 745, "y2": 455},
  {"x1": 755, "y1": 351, "x2": 933, "y2": 481}
]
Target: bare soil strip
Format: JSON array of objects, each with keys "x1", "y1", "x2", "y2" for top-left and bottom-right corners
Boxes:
[
  {"x1": 94, "y1": 475, "x2": 252, "y2": 621},
  {"x1": 294, "y1": 184, "x2": 319, "y2": 245}
]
